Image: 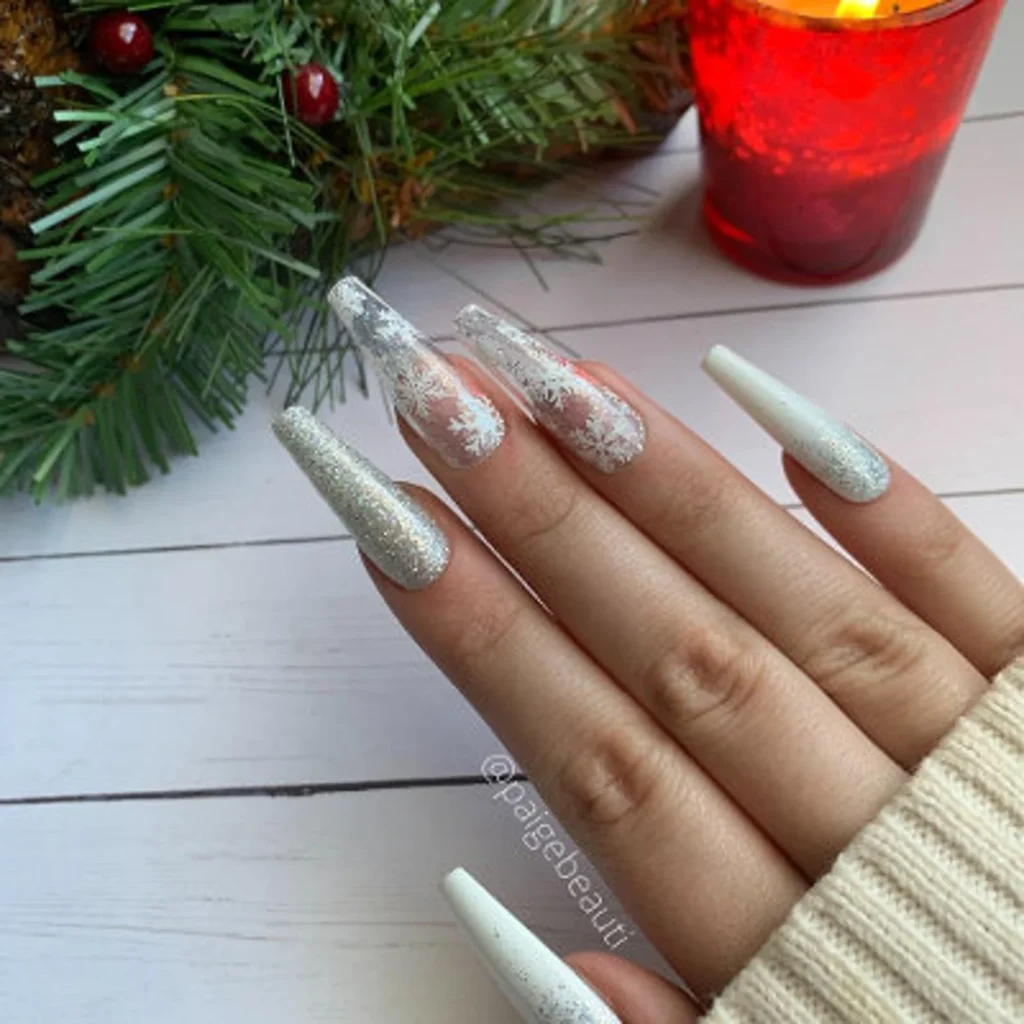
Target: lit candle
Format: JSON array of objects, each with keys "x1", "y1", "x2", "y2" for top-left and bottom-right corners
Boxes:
[
  {"x1": 687, "y1": 0, "x2": 1006, "y2": 283},
  {"x1": 835, "y1": 0, "x2": 880, "y2": 16},
  {"x1": 762, "y1": 0, "x2": 955, "y2": 17}
]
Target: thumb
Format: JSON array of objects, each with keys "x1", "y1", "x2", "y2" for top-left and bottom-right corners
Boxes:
[{"x1": 567, "y1": 951, "x2": 701, "y2": 1024}]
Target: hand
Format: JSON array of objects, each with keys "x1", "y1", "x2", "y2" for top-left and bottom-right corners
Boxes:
[{"x1": 274, "y1": 281, "x2": 1024, "y2": 1022}]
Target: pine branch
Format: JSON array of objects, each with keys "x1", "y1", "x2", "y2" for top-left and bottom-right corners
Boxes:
[
  {"x1": 5, "y1": 0, "x2": 681, "y2": 500},
  {"x1": 5, "y1": 18, "x2": 320, "y2": 500}
]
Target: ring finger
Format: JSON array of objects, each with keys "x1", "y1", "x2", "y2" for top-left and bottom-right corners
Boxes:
[{"x1": 454, "y1": 308, "x2": 994, "y2": 765}]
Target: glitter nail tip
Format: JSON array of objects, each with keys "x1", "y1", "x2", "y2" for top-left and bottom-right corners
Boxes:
[
  {"x1": 702, "y1": 345, "x2": 891, "y2": 504},
  {"x1": 271, "y1": 407, "x2": 450, "y2": 590},
  {"x1": 327, "y1": 277, "x2": 506, "y2": 468},
  {"x1": 455, "y1": 305, "x2": 645, "y2": 474},
  {"x1": 442, "y1": 868, "x2": 622, "y2": 1024}
]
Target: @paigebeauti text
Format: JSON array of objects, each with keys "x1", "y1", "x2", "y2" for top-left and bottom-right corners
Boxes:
[{"x1": 480, "y1": 753, "x2": 634, "y2": 951}]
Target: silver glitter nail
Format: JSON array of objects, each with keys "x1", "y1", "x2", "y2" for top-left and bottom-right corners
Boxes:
[
  {"x1": 702, "y1": 345, "x2": 891, "y2": 504},
  {"x1": 272, "y1": 407, "x2": 450, "y2": 590},
  {"x1": 789, "y1": 430, "x2": 891, "y2": 504},
  {"x1": 455, "y1": 305, "x2": 645, "y2": 474},
  {"x1": 328, "y1": 277, "x2": 506, "y2": 468}
]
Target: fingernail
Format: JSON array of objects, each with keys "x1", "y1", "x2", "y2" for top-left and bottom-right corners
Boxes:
[
  {"x1": 441, "y1": 868, "x2": 621, "y2": 1024},
  {"x1": 272, "y1": 407, "x2": 449, "y2": 590},
  {"x1": 329, "y1": 277, "x2": 505, "y2": 468},
  {"x1": 702, "y1": 345, "x2": 891, "y2": 503},
  {"x1": 455, "y1": 306, "x2": 645, "y2": 474}
]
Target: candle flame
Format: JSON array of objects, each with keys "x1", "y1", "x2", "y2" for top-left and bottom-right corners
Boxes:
[{"x1": 835, "y1": 0, "x2": 881, "y2": 16}]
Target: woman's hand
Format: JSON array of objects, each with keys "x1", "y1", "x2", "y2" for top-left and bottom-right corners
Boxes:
[{"x1": 274, "y1": 279, "x2": 1024, "y2": 1021}]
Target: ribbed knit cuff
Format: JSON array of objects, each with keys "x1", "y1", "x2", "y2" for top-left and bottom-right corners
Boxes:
[{"x1": 700, "y1": 657, "x2": 1024, "y2": 1024}]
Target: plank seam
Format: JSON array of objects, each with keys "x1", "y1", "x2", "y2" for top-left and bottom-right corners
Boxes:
[
  {"x1": 3, "y1": 486, "x2": 1023, "y2": 565},
  {"x1": 266, "y1": 280, "x2": 1024, "y2": 356},
  {"x1": 540, "y1": 281, "x2": 1024, "y2": 336},
  {"x1": 0, "y1": 774, "x2": 529, "y2": 808}
]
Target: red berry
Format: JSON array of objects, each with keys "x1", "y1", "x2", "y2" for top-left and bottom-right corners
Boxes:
[
  {"x1": 281, "y1": 64, "x2": 340, "y2": 127},
  {"x1": 91, "y1": 11, "x2": 155, "y2": 75}
]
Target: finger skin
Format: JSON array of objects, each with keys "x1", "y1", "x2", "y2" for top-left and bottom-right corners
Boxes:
[
  {"x1": 400, "y1": 362, "x2": 904, "y2": 876},
  {"x1": 567, "y1": 952, "x2": 700, "y2": 1024},
  {"x1": 785, "y1": 456, "x2": 1024, "y2": 680},
  {"x1": 368, "y1": 486, "x2": 806, "y2": 994},
  {"x1": 560, "y1": 362, "x2": 988, "y2": 767}
]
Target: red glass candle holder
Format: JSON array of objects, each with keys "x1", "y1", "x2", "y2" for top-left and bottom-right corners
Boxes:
[{"x1": 688, "y1": 0, "x2": 1006, "y2": 284}]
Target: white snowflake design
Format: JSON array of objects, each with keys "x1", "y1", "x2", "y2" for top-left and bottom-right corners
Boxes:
[
  {"x1": 568, "y1": 403, "x2": 645, "y2": 473},
  {"x1": 446, "y1": 397, "x2": 506, "y2": 458},
  {"x1": 493, "y1": 345, "x2": 578, "y2": 412},
  {"x1": 455, "y1": 304, "x2": 645, "y2": 472},
  {"x1": 391, "y1": 356, "x2": 454, "y2": 420},
  {"x1": 329, "y1": 277, "x2": 507, "y2": 468}
]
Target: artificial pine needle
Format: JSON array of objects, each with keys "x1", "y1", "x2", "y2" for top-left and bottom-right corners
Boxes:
[{"x1": 6, "y1": 0, "x2": 679, "y2": 499}]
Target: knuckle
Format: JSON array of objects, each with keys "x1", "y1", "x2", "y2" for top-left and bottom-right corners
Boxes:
[
  {"x1": 550, "y1": 729, "x2": 667, "y2": 835},
  {"x1": 449, "y1": 595, "x2": 526, "y2": 672},
  {"x1": 901, "y1": 505, "x2": 969, "y2": 580},
  {"x1": 502, "y1": 475, "x2": 583, "y2": 550},
  {"x1": 642, "y1": 629, "x2": 768, "y2": 734},
  {"x1": 803, "y1": 605, "x2": 932, "y2": 700},
  {"x1": 646, "y1": 469, "x2": 736, "y2": 544}
]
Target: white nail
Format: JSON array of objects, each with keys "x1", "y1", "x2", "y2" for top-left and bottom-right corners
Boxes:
[
  {"x1": 702, "y1": 345, "x2": 891, "y2": 503},
  {"x1": 441, "y1": 868, "x2": 621, "y2": 1024}
]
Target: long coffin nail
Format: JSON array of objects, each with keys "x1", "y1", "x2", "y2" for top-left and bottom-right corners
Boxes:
[
  {"x1": 702, "y1": 345, "x2": 891, "y2": 503},
  {"x1": 272, "y1": 407, "x2": 449, "y2": 590},
  {"x1": 328, "y1": 277, "x2": 505, "y2": 468},
  {"x1": 442, "y1": 868, "x2": 621, "y2": 1024},
  {"x1": 455, "y1": 306, "x2": 645, "y2": 474}
]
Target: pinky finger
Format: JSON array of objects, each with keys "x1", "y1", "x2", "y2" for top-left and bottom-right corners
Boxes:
[
  {"x1": 702, "y1": 345, "x2": 1024, "y2": 679},
  {"x1": 786, "y1": 457, "x2": 1024, "y2": 679}
]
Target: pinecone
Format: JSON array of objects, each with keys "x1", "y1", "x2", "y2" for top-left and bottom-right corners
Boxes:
[{"x1": 0, "y1": 0, "x2": 78, "y2": 320}]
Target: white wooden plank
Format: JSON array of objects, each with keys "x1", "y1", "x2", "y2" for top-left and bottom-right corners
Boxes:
[
  {"x1": 0, "y1": 787, "x2": 668, "y2": 1024},
  {"x1": 550, "y1": 287, "x2": 1024, "y2": 501},
  {"x1": 968, "y1": 0, "x2": 1024, "y2": 118},
  {"x1": 654, "y1": 109, "x2": 700, "y2": 154},
  {"x1": 3, "y1": 488, "x2": 1020, "y2": 798},
  {"x1": 1, "y1": 537, "x2": 484, "y2": 799},
  {"x1": 1, "y1": 285, "x2": 1022, "y2": 559},
  {"x1": 423, "y1": 117, "x2": 1024, "y2": 331}
]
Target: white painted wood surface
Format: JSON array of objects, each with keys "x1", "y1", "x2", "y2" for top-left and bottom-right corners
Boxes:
[
  {"x1": 4, "y1": 485, "x2": 1022, "y2": 800},
  {"x1": 0, "y1": 787, "x2": 667, "y2": 1023},
  {"x1": 1, "y1": 7, "x2": 1022, "y2": 1022}
]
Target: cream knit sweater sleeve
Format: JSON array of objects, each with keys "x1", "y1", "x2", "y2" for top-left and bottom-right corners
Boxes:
[{"x1": 699, "y1": 656, "x2": 1024, "y2": 1024}]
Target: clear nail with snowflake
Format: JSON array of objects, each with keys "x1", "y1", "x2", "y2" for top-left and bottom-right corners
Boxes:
[
  {"x1": 328, "y1": 277, "x2": 506, "y2": 468},
  {"x1": 455, "y1": 306, "x2": 645, "y2": 473}
]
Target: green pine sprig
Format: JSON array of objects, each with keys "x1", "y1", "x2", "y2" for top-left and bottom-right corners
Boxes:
[{"x1": 5, "y1": 0, "x2": 675, "y2": 500}]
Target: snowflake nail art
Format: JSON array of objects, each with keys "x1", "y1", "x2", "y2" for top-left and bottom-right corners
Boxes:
[
  {"x1": 455, "y1": 305, "x2": 645, "y2": 473},
  {"x1": 328, "y1": 277, "x2": 506, "y2": 469}
]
